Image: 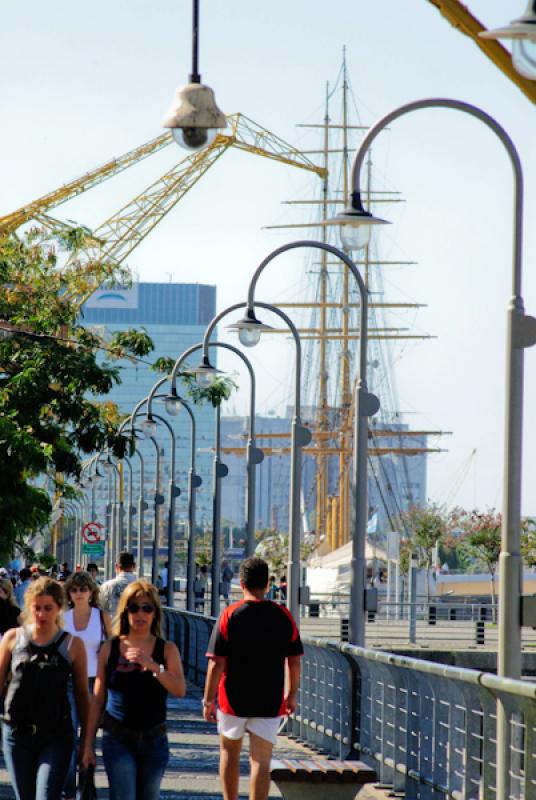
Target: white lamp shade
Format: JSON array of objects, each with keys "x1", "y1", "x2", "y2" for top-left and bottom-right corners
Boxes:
[
  {"x1": 196, "y1": 371, "x2": 215, "y2": 389},
  {"x1": 512, "y1": 37, "x2": 536, "y2": 77},
  {"x1": 340, "y1": 221, "x2": 372, "y2": 251},
  {"x1": 238, "y1": 326, "x2": 262, "y2": 347},
  {"x1": 141, "y1": 418, "x2": 157, "y2": 437},
  {"x1": 165, "y1": 396, "x2": 183, "y2": 416}
]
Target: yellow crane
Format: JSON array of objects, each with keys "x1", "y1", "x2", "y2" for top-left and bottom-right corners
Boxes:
[
  {"x1": 0, "y1": 114, "x2": 326, "y2": 305},
  {"x1": 426, "y1": 0, "x2": 536, "y2": 104}
]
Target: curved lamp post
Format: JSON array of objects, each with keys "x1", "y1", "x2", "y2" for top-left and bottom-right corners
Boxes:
[
  {"x1": 130, "y1": 401, "x2": 178, "y2": 587},
  {"x1": 101, "y1": 453, "x2": 122, "y2": 578},
  {"x1": 227, "y1": 249, "x2": 376, "y2": 641},
  {"x1": 165, "y1": 339, "x2": 261, "y2": 615},
  {"x1": 224, "y1": 300, "x2": 311, "y2": 625},
  {"x1": 118, "y1": 418, "x2": 148, "y2": 577},
  {"x1": 327, "y1": 98, "x2": 533, "y2": 799},
  {"x1": 145, "y1": 381, "x2": 202, "y2": 610}
]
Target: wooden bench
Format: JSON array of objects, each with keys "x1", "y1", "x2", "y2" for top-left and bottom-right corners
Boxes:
[{"x1": 270, "y1": 758, "x2": 377, "y2": 800}]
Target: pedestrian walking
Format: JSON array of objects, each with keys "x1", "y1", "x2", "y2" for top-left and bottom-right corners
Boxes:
[
  {"x1": 86, "y1": 563, "x2": 100, "y2": 584},
  {"x1": 0, "y1": 578, "x2": 21, "y2": 638},
  {"x1": 278, "y1": 575, "x2": 287, "y2": 605},
  {"x1": 220, "y1": 562, "x2": 233, "y2": 606},
  {"x1": 13, "y1": 568, "x2": 32, "y2": 608},
  {"x1": 194, "y1": 564, "x2": 208, "y2": 612},
  {"x1": 0, "y1": 578, "x2": 89, "y2": 800},
  {"x1": 57, "y1": 562, "x2": 72, "y2": 582},
  {"x1": 81, "y1": 579, "x2": 186, "y2": 800},
  {"x1": 266, "y1": 575, "x2": 279, "y2": 601},
  {"x1": 100, "y1": 552, "x2": 137, "y2": 619},
  {"x1": 203, "y1": 556, "x2": 303, "y2": 800},
  {"x1": 62, "y1": 571, "x2": 112, "y2": 800},
  {"x1": 157, "y1": 561, "x2": 169, "y2": 597}
]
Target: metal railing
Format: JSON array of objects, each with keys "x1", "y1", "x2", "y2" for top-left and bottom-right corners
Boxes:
[{"x1": 163, "y1": 608, "x2": 536, "y2": 800}]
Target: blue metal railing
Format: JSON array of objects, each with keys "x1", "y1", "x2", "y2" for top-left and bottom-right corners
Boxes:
[{"x1": 163, "y1": 608, "x2": 536, "y2": 800}]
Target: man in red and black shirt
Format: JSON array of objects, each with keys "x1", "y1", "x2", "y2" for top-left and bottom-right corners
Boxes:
[{"x1": 203, "y1": 556, "x2": 303, "y2": 800}]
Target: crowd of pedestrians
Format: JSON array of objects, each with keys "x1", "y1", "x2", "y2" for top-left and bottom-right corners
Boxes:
[{"x1": 0, "y1": 554, "x2": 302, "y2": 800}]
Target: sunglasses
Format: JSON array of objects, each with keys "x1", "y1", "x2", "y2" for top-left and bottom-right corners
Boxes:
[
  {"x1": 127, "y1": 602, "x2": 155, "y2": 614},
  {"x1": 70, "y1": 586, "x2": 90, "y2": 593}
]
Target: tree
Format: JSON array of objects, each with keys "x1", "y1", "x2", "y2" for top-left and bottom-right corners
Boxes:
[
  {"x1": 458, "y1": 509, "x2": 502, "y2": 620},
  {"x1": 255, "y1": 529, "x2": 320, "y2": 577},
  {"x1": 398, "y1": 503, "x2": 449, "y2": 601},
  {"x1": 0, "y1": 228, "x2": 153, "y2": 559},
  {"x1": 521, "y1": 517, "x2": 536, "y2": 569}
]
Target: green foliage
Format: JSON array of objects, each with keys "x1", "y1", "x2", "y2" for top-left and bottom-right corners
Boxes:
[
  {"x1": 521, "y1": 517, "x2": 536, "y2": 568},
  {"x1": 398, "y1": 503, "x2": 449, "y2": 570},
  {"x1": 0, "y1": 228, "x2": 153, "y2": 554},
  {"x1": 457, "y1": 509, "x2": 502, "y2": 574},
  {"x1": 178, "y1": 371, "x2": 238, "y2": 408},
  {"x1": 255, "y1": 529, "x2": 320, "y2": 576}
]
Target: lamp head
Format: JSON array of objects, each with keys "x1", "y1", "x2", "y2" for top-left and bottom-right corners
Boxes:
[
  {"x1": 479, "y1": 2, "x2": 536, "y2": 40},
  {"x1": 141, "y1": 416, "x2": 158, "y2": 437},
  {"x1": 226, "y1": 309, "x2": 274, "y2": 348},
  {"x1": 189, "y1": 355, "x2": 223, "y2": 388},
  {"x1": 162, "y1": 83, "x2": 227, "y2": 151},
  {"x1": 324, "y1": 191, "x2": 389, "y2": 251},
  {"x1": 162, "y1": 390, "x2": 183, "y2": 417}
]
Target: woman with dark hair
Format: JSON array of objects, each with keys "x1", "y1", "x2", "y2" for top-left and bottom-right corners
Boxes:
[
  {"x1": 81, "y1": 579, "x2": 185, "y2": 800},
  {"x1": 62, "y1": 571, "x2": 111, "y2": 800},
  {"x1": 0, "y1": 578, "x2": 88, "y2": 800},
  {"x1": 0, "y1": 578, "x2": 21, "y2": 637}
]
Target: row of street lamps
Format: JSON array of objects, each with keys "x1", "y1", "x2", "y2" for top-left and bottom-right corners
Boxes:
[{"x1": 66, "y1": 101, "x2": 529, "y2": 756}]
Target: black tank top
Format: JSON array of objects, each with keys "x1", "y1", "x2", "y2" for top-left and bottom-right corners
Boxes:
[{"x1": 105, "y1": 636, "x2": 167, "y2": 730}]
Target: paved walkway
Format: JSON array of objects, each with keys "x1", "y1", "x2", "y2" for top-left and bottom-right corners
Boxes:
[{"x1": 0, "y1": 682, "x2": 388, "y2": 799}]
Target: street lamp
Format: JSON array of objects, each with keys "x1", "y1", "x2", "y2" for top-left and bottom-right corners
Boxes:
[
  {"x1": 226, "y1": 303, "x2": 308, "y2": 624},
  {"x1": 167, "y1": 339, "x2": 262, "y2": 614},
  {"x1": 131, "y1": 402, "x2": 179, "y2": 589},
  {"x1": 328, "y1": 97, "x2": 534, "y2": 800},
  {"x1": 233, "y1": 252, "x2": 376, "y2": 636},
  {"x1": 480, "y1": 3, "x2": 536, "y2": 80},
  {"x1": 162, "y1": 0, "x2": 226, "y2": 150},
  {"x1": 146, "y1": 381, "x2": 203, "y2": 611}
]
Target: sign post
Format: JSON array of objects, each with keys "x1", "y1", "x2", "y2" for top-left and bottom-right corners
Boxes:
[{"x1": 81, "y1": 522, "x2": 105, "y2": 559}]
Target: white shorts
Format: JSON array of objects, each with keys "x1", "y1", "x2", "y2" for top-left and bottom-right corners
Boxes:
[{"x1": 217, "y1": 710, "x2": 282, "y2": 745}]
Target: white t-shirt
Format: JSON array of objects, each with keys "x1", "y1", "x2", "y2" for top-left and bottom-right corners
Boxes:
[{"x1": 63, "y1": 607, "x2": 103, "y2": 678}]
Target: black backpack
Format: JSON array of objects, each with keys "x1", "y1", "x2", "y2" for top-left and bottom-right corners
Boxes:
[{"x1": 4, "y1": 631, "x2": 73, "y2": 734}]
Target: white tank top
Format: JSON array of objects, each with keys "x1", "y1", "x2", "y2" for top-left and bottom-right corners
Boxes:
[{"x1": 64, "y1": 607, "x2": 103, "y2": 677}]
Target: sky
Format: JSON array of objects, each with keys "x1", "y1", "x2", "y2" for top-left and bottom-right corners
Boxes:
[{"x1": 1, "y1": 1, "x2": 535, "y2": 514}]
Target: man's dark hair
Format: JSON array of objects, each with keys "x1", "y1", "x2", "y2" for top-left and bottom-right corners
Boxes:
[
  {"x1": 117, "y1": 551, "x2": 135, "y2": 570},
  {"x1": 239, "y1": 557, "x2": 269, "y2": 590},
  {"x1": 19, "y1": 568, "x2": 32, "y2": 582},
  {"x1": 86, "y1": 563, "x2": 98, "y2": 572}
]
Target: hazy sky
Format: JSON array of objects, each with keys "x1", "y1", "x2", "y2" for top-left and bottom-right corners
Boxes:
[{"x1": 1, "y1": 1, "x2": 535, "y2": 513}]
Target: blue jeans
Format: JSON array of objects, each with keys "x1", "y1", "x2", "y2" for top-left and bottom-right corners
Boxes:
[
  {"x1": 63, "y1": 677, "x2": 95, "y2": 799},
  {"x1": 102, "y1": 730, "x2": 169, "y2": 800},
  {"x1": 2, "y1": 723, "x2": 73, "y2": 800}
]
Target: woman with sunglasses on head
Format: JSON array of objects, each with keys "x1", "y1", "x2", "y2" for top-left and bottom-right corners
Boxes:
[
  {"x1": 0, "y1": 578, "x2": 89, "y2": 800},
  {"x1": 62, "y1": 571, "x2": 111, "y2": 800},
  {"x1": 81, "y1": 580, "x2": 185, "y2": 800}
]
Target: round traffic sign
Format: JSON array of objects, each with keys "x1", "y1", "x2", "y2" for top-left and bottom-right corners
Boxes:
[{"x1": 82, "y1": 521, "x2": 103, "y2": 543}]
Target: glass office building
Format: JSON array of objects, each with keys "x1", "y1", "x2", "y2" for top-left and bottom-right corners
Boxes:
[{"x1": 81, "y1": 282, "x2": 217, "y2": 566}]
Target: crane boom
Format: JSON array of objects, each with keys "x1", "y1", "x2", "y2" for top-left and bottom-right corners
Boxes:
[
  {"x1": 426, "y1": 0, "x2": 536, "y2": 104},
  {"x1": 0, "y1": 114, "x2": 326, "y2": 239}
]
